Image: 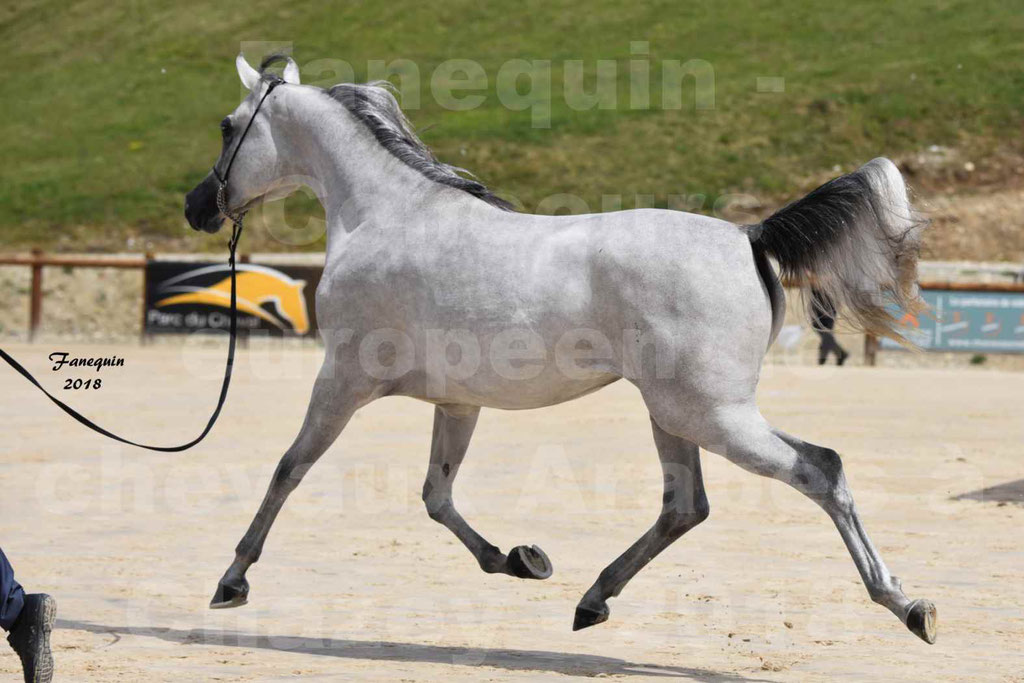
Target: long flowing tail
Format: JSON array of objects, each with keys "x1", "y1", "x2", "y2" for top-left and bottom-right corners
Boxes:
[{"x1": 749, "y1": 157, "x2": 926, "y2": 343}]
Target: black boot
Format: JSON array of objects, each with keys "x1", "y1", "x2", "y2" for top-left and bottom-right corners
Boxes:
[{"x1": 7, "y1": 594, "x2": 55, "y2": 683}]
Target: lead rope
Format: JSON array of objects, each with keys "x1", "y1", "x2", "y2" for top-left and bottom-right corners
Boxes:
[
  {"x1": 0, "y1": 219, "x2": 241, "y2": 452},
  {"x1": 0, "y1": 77, "x2": 279, "y2": 451}
]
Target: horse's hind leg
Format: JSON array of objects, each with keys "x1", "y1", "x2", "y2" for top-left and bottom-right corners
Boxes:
[
  {"x1": 669, "y1": 405, "x2": 937, "y2": 643},
  {"x1": 422, "y1": 405, "x2": 552, "y2": 580},
  {"x1": 210, "y1": 366, "x2": 368, "y2": 609},
  {"x1": 573, "y1": 417, "x2": 708, "y2": 630},
  {"x1": 769, "y1": 429, "x2": 937, "y2": 643}
]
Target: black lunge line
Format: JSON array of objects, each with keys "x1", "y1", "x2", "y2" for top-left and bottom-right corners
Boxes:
[
  {"x1": 0, "y1": 223, "x2": 241, "y2": 452},
  {"x1": 0, "y1": 79, "x2": 281, "y2": 451}
]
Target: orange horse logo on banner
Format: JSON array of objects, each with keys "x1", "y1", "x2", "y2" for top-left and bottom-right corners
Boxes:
[
  {"x1": 155, "y1": 264, "x2": 310, "y2": 334},
  {"x1": 899, "y1": 311, "x2": 921, "y2": 328}
]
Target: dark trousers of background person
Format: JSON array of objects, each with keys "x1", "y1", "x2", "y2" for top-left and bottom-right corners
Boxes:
[
  {"x1": 811, "y1": 289, "x2": 847, "y2": 365},
  {"x1": 0, "y1": 547, "x2": 25, "y2": 632}
]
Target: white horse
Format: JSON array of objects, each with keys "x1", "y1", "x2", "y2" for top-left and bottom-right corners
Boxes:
[{"x1": 185, "y1": 54, "x2": 935, "y2": 643}]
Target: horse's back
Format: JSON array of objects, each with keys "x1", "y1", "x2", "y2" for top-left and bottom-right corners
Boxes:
[{"x1": 528, "y1": 208, "x2": 769, "y2": 336}]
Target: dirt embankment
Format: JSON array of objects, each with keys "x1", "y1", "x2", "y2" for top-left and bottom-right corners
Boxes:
[
  {"x1": 722, "y1": 146, "x2": 1024, "y2": 264},
  {"x1": 902, "y1": 146, "x2": 1024, "y2": 263}
]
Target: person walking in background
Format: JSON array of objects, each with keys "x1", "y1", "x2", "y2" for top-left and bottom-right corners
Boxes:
[
  {"x1": 1, "y1": 548, "x2": 55, "y2": 683},
  {"x1": 810, "y1": 288, "x2": 849, "y2": 366}
]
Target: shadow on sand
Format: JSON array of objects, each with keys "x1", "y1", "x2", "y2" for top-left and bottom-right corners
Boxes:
[
  {"x1": 58, "y1": 618, "x2": 769, "y2": 680},
  {"x1": 953, "y1": 478, "x2": 1024, "y2": 506}
]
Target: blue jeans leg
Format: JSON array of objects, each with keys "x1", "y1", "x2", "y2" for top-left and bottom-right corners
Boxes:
[{"x1": 0, "y1": 547, "x2": 26, "y2": 631}]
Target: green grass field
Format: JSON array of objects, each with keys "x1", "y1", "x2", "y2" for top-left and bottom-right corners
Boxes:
[{"x1": 1, "y1": 0, "x2": 1021, "y2": 251}]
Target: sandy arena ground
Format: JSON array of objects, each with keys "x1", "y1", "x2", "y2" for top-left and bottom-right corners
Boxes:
[{"x1": 1, "y1": 342, "x2": 1022, "y2": 681}]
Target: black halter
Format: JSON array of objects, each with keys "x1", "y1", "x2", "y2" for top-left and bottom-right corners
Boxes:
[
  {"x1": 0, "y1": 79, "x2": 283, "y2": 452},
  {"x1": 213, "y1": 77, "x2": 281, "y2": 242}
]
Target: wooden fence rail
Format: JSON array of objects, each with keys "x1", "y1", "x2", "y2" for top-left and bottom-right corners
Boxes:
[{"x1": 0, "y1": 251, "x2": 256, "y2": 341}]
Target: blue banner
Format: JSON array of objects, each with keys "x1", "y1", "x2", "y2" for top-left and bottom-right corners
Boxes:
[{"x1": 881, "y1": 289, "x2": 1024, "y2": 353}]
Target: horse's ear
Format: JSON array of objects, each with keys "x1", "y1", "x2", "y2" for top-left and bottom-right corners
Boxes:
[
  {"x1": 282, "y1": 57, "x2": 301, "y2": 85},
  {"x1": 236, "y1": 54, "x2": 260, "y2": 91}
]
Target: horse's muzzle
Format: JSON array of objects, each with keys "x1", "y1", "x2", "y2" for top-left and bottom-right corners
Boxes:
[{"x1": 185, "y1": 172, "x2": 225, "y2": 234}]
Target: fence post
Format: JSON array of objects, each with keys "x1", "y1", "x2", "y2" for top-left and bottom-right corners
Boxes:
[
  {"x1": 29, "y1": 248, "x2": 43, "y2": 341},
  {"x1": 863, "y1": 334, "x2": 878, "y2": 367},
  {"x1": 140, "y1": 252, "x2": 154, "y2": 345}
]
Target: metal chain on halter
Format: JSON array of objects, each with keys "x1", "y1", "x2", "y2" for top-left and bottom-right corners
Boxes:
[{"x1": 216, "y1": 183, "x2": 245, "y2": 266}]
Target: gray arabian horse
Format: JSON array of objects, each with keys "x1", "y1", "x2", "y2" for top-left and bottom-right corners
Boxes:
[{"x1": 185, "y1": 54, "x2": 936, "y2": 643}]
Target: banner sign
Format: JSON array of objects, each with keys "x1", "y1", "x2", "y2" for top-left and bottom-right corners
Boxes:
[
  {"x1": 145, "y1": 261, "x2": 321, "y2": 337},
  {"x1": 881, "y1": 289, "x2": 1024, "y2": 353}
]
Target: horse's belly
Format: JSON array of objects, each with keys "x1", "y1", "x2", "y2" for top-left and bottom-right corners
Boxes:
[{"x1": 394, "y1": 368, "x2": 621, "y2": 410}]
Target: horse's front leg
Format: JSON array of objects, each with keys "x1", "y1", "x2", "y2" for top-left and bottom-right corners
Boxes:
[
  {"x1": 422, "y1": 405, "x2": 553, "y2": 580},
  {"x1": 210, "y1": 362, "x2": 371, "y2": 608}
]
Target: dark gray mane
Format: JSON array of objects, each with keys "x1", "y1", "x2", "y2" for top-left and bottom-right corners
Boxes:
[
  {"x1": 257, "y1": 54, "x2": 512, "y2": 210},
  {"x1": 326, "y1": 83, "x2": 514, "y2": 211}
]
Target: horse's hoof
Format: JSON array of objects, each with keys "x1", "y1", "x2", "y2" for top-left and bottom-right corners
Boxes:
[
  {"x1": 507, "y1": 545, "x2": 553, "y2": 580},
  {"x1": 573, "y1": 603, "x2": 610, "y2": 631},
  {"x1": 210, "y1": 578, "x2": 249, "y2": 609},
  {"x1": 906, "y1": 599, "x2": 937, "y2": 644}
]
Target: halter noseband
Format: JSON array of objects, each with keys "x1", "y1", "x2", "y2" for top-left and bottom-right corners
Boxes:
[{"x1": 212, "y1": 78, "x2": 281, "y2": 246}]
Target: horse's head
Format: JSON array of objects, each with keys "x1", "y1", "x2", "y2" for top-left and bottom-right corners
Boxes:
[{"x1": 185, "y1": 54, "x2": 304, "y2": 233}]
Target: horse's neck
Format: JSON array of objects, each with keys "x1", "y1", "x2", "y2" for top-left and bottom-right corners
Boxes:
[{"x1": 282, "y1": 92, "x2": 486, "y2": 247}]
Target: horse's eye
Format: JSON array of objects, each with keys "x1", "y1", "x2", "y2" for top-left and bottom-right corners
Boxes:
[{"x1": 220, "y1": 118, "x2": 232, "y2": 138}]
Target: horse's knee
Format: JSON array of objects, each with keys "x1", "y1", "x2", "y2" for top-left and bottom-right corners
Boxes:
[
  {"x1": 657, "y1": 495, "x2": 709, "y2": 538},
  {"x1": 421, "y1": 480, "x2": 450, "y2": 522},
  {"x1": 425, "y1": 505, "x2": 446, "y2": 522},
  {"x1": 693, "y1": 495, "x2": 711, "y2": 525},
  {"x1": 272, "y1": 458, "x2": 313, "y2": 493}
]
